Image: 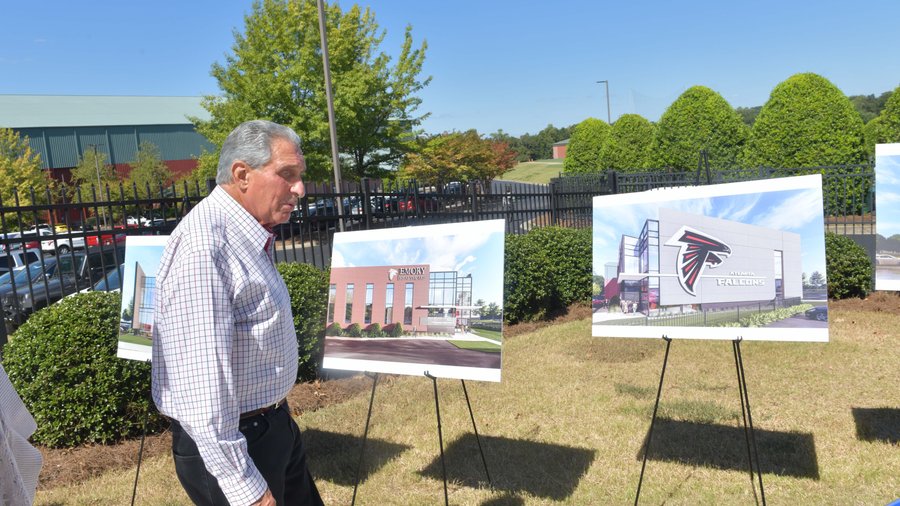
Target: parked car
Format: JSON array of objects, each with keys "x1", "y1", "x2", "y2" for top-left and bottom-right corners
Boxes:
[
  {"x1": 397, "y1": 194, "x2": 439, "y2": 212},
  {"x1": 77, "y1": 263, "x2": 124, "y2": 294},
  {"x1": 0, "y1": 249, "x2": 41, "y2": 277},
  {"x1": 126, "y1": 216, "x2": 151, "y2": 227},
  {"x1": 41, "y1": 229, "x2": 86, "y2": 255},
  {"x1": 875, "y1": 253, "x2": 900, "y2": 266},
  {"x1": 804, "y1": 305, "x2": 828, "y2": 322},
  {"x1": 2, "y1": 245, "x2": 125, "y2": 324}
]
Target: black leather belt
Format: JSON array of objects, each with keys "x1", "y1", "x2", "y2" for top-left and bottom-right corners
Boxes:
[{"x1": 240, "y1": 398, "x2": 287, "y2": 419}]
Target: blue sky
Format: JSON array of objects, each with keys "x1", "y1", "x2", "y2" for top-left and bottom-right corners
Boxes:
[
  {"x1": 2, "y1": 1, "x2": 899, "y2": 136},
  {"x1": 592, "y1": 178, "x2": 828, "y2": 279},
  {"x1": 330, "y1": 221, "x2": 505, "y2": 305},
  {"x1": 875, "y1": 145, "x2": 900, "y2": 237}
]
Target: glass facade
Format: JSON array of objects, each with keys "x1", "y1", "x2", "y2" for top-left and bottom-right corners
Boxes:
[
  {"x1": 344, "y1": 283, "x2": 354, "y2": 323},
  {"x1": 384, "y1": 283, "x2": 394, "y2": 324},
  {"x1": 404, "y1": 283, "x2": 413, "y2": 325},
  {"x1": 364, "y1": 283, "x2": 374, "y2": 324},
  {"x1": 774, "y1": 250, "x2": 784, "y2": 302},
  {"x1": 639, "y1": 220, "x2": 660, "y2": 313},
  {"x1": 327, "y1": 284, "x2": 336, "y2": 323}
]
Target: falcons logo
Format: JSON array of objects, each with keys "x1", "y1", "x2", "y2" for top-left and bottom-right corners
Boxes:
[{"x1": 665, "y1": 226, "x2": 731, "y2": 296}]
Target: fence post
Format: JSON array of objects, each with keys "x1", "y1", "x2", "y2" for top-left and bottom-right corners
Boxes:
[
  {"x1": 360, "y1": 177, "x2": 372, "y2": 230},
  {"x1": 468, "y1": 181, "x2": 479, "y2": 221},
  {"x1": 549, "y1": 181, "x2": 559, "y2": 226},
  {"x1": 608, "y1": 170, "x2": 619, "y2": 194}
]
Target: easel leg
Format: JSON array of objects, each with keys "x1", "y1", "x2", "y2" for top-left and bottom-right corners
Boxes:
[
  {"x1": 634, "y1": 335, "x2": 672, "y2": 506},
  {"x1": 461, "y1": 379, "x2": 493, "y2": 488},
  {"x1": 733, "y1": 339, "x2": 767, "y2": 505},
  {"x1": 351, "y1": 372, "x2": 379, "y2": 506},
  {"x1": 426, "y1": 372, "x2": 449, "y2": 506},
  {"x1": 130, "y1": 401, "x2": 148, "y2": 506}
]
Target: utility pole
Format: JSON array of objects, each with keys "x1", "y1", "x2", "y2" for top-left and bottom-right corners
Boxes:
[
  {"x1": 317, "y1": 0, "x2": 345, "y2": 232},
  {"x1": 87, "y1": 144, "x2": 108, "y2": 228},
  {"x1": 596, "y1": 80, "x2": 611, "y2": 124}
]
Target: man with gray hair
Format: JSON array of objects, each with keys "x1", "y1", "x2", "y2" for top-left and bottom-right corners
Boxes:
[{"x1": 152, "y1": 120, "x2": 323, "y2": 505}]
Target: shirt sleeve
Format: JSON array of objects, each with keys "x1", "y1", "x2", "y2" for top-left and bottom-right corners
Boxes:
[{"x1": 154, "y1": 247, "x2": 268, "y2": 505}]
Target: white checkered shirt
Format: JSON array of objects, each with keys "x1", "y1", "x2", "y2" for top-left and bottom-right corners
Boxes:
[{"x1": 151, "y1": 186, "x2": 297, "y2": 505}]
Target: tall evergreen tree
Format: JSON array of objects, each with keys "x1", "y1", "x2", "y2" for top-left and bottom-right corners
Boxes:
[{"x1": 563, "y1": 118, "x2": 610, "y2": 174}]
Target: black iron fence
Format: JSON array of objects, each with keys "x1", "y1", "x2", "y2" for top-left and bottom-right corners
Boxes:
[{"x1": 0, "y1": 162, "x2": 877, "y2": 342}]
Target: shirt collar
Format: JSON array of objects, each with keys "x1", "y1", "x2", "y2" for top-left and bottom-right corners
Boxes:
[{"x1": 208, "y1": 186, "x2": 273, "y2": 254}]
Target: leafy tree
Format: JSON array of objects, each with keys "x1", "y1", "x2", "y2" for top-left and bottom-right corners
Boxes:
[
  {"x1": 742, "y1": 73, "x2": 867, "y2": 168},
  {"x1": 125, "y1": 142, "x2": 173, "y2": 197},
  {"x1": 71, "y1": 147, "x2": 118, "y2": 201},
  {"x1": 194, "y1": 0, "x2": 430, "y2": 182},
  {"x1": 597, "y1": 114, "x2": 656, "y2": 171},
  {"x1": 736, "y1": 106, "x2": 762, "y2": 126},
  {"x1": 863, "y1": 84, "x2": 900, "y2": 156},
  {"x1": 849, "y1": 91, "x2": 892, "y2": 124},
  {"x1": 563, "y1": 118, "x2": 610, "y2": 174},
  {"x1": 482, "y1": 302, "x2": 502, "y2": 320},
  {"x1": 809, "y1": 271, "x2": 825, "y2": 287},
  {"x1": 650, "y1": 85, "x2": 748, "y2": 171},
  {"x1": 401, "y1": 130, "x2": 515, "y2": 183},
  {"x1": 0, "y1": 128, "x2": 52, "y2": 228}
]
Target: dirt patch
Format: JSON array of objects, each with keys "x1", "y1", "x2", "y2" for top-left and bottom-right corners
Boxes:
[
  {"x1": 37, "y1": 375, "x2": 377, "y2": 490},
  {"x1": 829, "y1": 291, "x2": 900, "y2": 313}
]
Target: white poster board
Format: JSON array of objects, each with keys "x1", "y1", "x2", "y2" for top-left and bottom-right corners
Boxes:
[
  {"x1": 875, "y1": 143, "x2": 900, "y2": 291},
  {"x1": 592, "y1": 175, "x2": 828, "y2": 342},
  {"x1": 116, "y1": 236, "x2": 168, "y2": 361},
  {"x1": 322, "y1": 220, "x2": 506, "y2": 382}
]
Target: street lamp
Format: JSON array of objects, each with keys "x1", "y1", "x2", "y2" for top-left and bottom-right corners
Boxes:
[{"x1": 596, "y1": 80, "x2": 611, "y2": 124}]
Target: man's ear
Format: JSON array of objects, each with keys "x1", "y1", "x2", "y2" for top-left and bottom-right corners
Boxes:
[{"x1": 232, "y1": 161, "x2": 250, "y2": 189}]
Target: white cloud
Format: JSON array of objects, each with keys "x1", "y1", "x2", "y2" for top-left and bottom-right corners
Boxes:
[{"x1": 752, "y1": 189, "x2": 821, "y2": 231}]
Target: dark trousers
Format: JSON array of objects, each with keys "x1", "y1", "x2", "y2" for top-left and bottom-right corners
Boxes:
[{"x1": 170, "y1": 403, "x2": 324, "y2": 506}]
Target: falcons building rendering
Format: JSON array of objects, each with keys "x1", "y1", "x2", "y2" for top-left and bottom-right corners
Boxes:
[{"x1": 609, "y1": 208, "x2": 802, "y2": 315}]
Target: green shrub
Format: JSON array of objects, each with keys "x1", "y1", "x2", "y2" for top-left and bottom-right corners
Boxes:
[
  {"x1": 325, "y1": 322, "x2": 343, "y2": 336},
  {"x1": 597, "y1": 114, "x2": 656, "y2": 171},
  {"x1": 864, "y1": 84, "x2": 900, "y2": 156},
  {"x1": 387, "y1": 323, "x2": 404, "y2": 337},
  {"x1": 2, "y1": 292, "x2": 164, "y2": 448},
  {"x1": 345, "y1": 323, "x2": 363, "y2": 337},
  {"x1": 277, "y1": 262, "x2": 329, "y2": 381},
  {"x1": 743, "y1": 73, "x2": 867, "y2": 168},
  {"x1": 563, "y1": 118, "x2": 610, "y2": 174},
  {"x1": 365, "y1": 323, "x2": 383, "y2": 337},
  {"x1": 650, "y1": 85, "x2": 748, "y2": 171},
  {"x1": 825, "y1": 232, "x2": 873, "y2": 299},
  {"x1": 504, "y1": 226, "x2": 592, "y2": 324}
]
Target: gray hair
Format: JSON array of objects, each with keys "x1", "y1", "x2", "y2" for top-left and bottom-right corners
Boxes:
[{"x1": 216, "y1": 120, "x2": 303, "y2": 184}]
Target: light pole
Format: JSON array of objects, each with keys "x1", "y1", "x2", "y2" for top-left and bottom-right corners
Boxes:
[
  {"x1": 596, "y1": 80, "x2": 611, "y2": 124},
  {"x1": 87, "y1": 144, "x2": 108, "y2": 228}
]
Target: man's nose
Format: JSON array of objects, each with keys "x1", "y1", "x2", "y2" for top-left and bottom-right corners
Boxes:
[{"x1": 291, "y1": 179, "x2": 305, "y2": 198}]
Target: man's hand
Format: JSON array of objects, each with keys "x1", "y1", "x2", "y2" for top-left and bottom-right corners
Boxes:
[{"x1": 251, "y1": 489, "x2": 275, "y2": 506}]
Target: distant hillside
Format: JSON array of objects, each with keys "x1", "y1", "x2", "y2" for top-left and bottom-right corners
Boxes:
[{"x1": 498, "y1": 159, "x2": 563, "y2": 184}]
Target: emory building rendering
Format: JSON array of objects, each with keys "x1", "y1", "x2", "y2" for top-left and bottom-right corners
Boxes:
[
  {"x1": 612, "y1": 208, "x2": 802, "y2": 315},
  {"x1": 328, "y1": 265, "x2": 473, "y2": 333}
]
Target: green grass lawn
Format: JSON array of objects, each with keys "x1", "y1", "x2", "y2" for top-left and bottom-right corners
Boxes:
[
  {"x1": 36, "y1": 305, "x2": 900, "y2": 505},
  {"x1": 470, "y1": 327, "x2": 502, "y2": 341},
  {"x1": 499, "y1": 159, "x2": 564, "y2": 184},
  {"x1": 448, "y1": 339, "x2": 501, "y2": 353},
  {"x1": 117, "y1": 333, "x2": 151, "y2": 346}
]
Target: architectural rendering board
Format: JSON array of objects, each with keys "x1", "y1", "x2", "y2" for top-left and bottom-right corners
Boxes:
[
  {"x1": 323, "y1": 219, "x2": 506, "y2": 382},
  {"x1": 592, "y1": 174, "x2": 829, "y2": 342},
  {"x1": 875, "y1": 143, "x2": 900, "y2": 291},
  {"x1": 117, "y1": 236, "x2": 167, "y2": 361}
]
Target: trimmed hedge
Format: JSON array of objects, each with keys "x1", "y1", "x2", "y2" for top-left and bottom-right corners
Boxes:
[
  {"x1": 277, "y1": 262, "x2": 330, "y2": 381},
  {"x1": 3, "y1": 292, "x2": 164, "y2": 448},
  {"x1": 563, "y1": 118, "x2": 610, "y2": 174},
  {"x1": 825, "y1": 232, "x2": 872, "y2": 299},
  {"x1": 598, "y1": 114, "x2": 657, "y2": 171},
  {"x1": 504, "y1": 226, "x2": 592, "y2": 323}
]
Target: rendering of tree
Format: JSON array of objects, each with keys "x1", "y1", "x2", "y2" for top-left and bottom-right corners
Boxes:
[
  {"x1": 194, "y1": 0, "x2": 430, "y2": 182},
  {"x1": 650, "y1": 86, "x2": 748, "y2": 171},
  {"x1": 0, "y1": 128, "x2": 51, "y2": 227},
  {"x1": 864, "y1": 84, "x2": 900, "y2": 156},
  {"x1": 126, "y1": 142, "x2": 173, "y2": 196},
  {"x1": 563, "y1": 118, "x2": 610, "y2": 174},
  {"x1": 597, "y1": 114, "x2": 656, "y2": 171},
  {"x1": 742, "y1": 73, "x2": 867, "y2": 168},
  {"x1": 809, "y1": 271, "x2": 826, "y2": 287},
  {"x1": 401, "y1": 130, "x2": 516, "y2": 183}
]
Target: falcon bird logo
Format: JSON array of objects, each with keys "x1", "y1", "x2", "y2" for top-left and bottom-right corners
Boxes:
[
  {"x1": 388, "y1": 268, "x2": 398, "y2": 281},
  {"x1": 665, "y1": 226, "x2": 731, "y2": 296}
]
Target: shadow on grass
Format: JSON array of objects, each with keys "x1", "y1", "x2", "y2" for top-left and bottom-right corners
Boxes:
[
  {"x1": 303, "y1": 428, "x2": 411, "y2": 485},
  {"x1": 420, "y1": 433, "x2": 596, "y2": 500},
  {"x1": 852, "y1": 407, "x2": 900, "y2": 444},
  {"x1": 637, "y1": 418, "x2": 819, "y2": 479}
]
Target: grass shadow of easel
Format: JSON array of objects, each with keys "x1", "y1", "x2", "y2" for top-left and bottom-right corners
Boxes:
[
  {"x1": 303, "y1": 428, "x2": 411, "y2": 486},
  {"x1": 636, "y1": 418, "x2": 819, "y2": 479},
  {"x1": 419, "y1": 433, "x2": 596, "y2": 501},
  {"x1": 852, "y1": 407, "x2": 900, "y2": 444}
]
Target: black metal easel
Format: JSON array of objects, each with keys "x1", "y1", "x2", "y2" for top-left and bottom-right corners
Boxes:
[
  {"x1": 130, "y1": 368, "x2": 152, "y2": 506},
  {"x1": 352, "y1": 371, "x2": 493, "y2": 506},
  {"x1": 634, "y1": 336, "x2": 767, "y2": 505}
]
